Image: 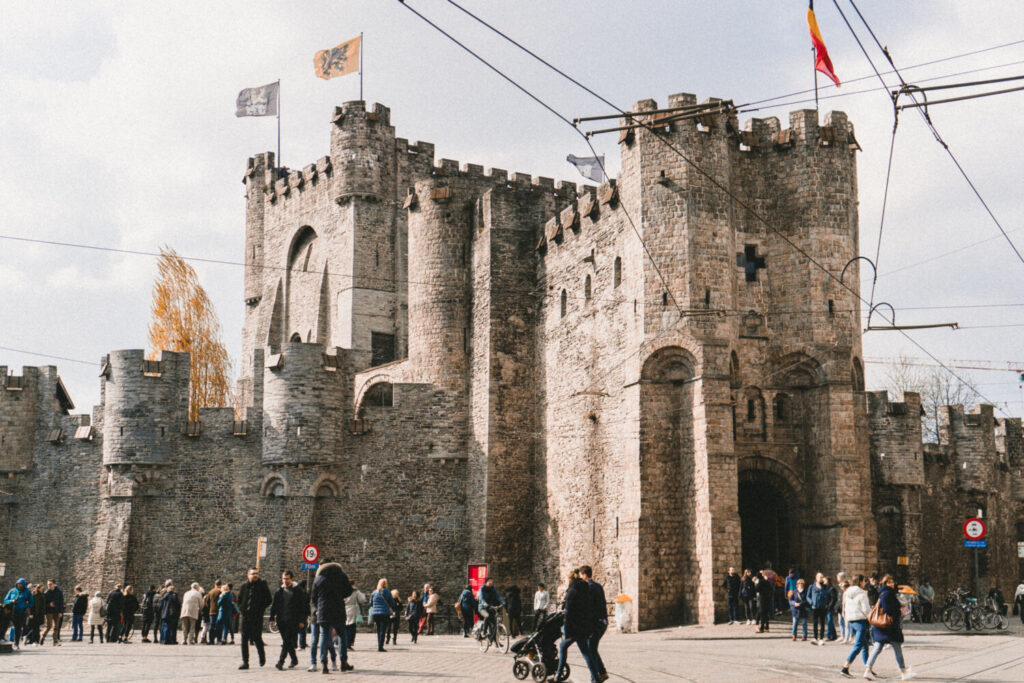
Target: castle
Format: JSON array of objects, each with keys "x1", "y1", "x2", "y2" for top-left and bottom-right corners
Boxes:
[{"x1": 2, "y1": 94, "x2": 1022, "y2": 628}]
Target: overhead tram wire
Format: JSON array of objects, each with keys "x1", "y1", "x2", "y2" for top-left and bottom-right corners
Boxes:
[
  {"x1": 834, "y1": 0, "x2": 1024, "y2": 270},
  {"x1": 414, "y1": 0, "x2": 1007, "y2": 414},
  {"x1": 0, "y1": 345, "x2": 98, "y2": 366},
  {"x1": 394, "y1": 0, "x2": 690, "y2": 326}
]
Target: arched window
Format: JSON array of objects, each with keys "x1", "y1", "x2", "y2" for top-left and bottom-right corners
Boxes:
[
  {"x1": 613, "y1": 257, "x2": 622, "y2": 288},
  {"x1": 290, "y1": 332, "x2": 302, "y2": 343},
  {"x1": 773, "y1": 393, "x2": 789, "y2": 423},
  {"x1": 560, "y1": 290, "x2": 567, "y2": 318},
  {"x1": 852, "y1": 357, "x2": 865, "y2": 391},
  {"x1": 584, "y1": 275, "x2": 592, "y2": 303},
  {"x1": 270, "y1": 481, "x2": 285, "y2": 497}
]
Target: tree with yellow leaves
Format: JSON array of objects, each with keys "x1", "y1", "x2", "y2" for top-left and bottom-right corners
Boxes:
[{"x1": 148, "y1": 246, "x2": 233, "y2": 421}]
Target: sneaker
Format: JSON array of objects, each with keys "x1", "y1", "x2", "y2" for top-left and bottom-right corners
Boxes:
[
  {"x1": 331, "y1": 662, "x2": 339, "y2": 671},
  {"x1": 308, "y1": 665, "x2": 318, "y2": 672},
  {"x1": 863, "y1": 671, "x2": 875, "y2": 680},
  {"x1": 792, "y1": 635, "x2": 797, "y2": 641},
  {"x1": 840, "y1": 668, "x2": 852, "y2": 678},
  {"x1": 901, "y1": 671, "x2": 917, "y2": 680},
  {"x1": 728, "y1": 620, "x2": 735, "y2": 625},
  {"x1": 802, "y1": 637, "x2": 808, "y2": 641}
]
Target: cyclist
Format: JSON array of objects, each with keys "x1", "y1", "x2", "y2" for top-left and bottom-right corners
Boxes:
[{"x1": 477, "y1": 578, "x2": 505, "y2": 641}]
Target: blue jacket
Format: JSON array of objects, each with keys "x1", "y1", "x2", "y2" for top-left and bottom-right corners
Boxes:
[
  {"x1": 789, "y1": 587, "x2": 809, "y2": 617},
  {"x1": 478, "y1": 584, "x2": 504, "y2": 609},
  {"x1": 459, "y1": 589, "x2": 476, "y2": 610},
  {"x1": 808, "y1": 582, "x2": 831, "y2": 609},
  {"x1": 870, "y1": 585, "x2": 904, "y2": 644},
  {"x1": 369, "y1": 589, "x2": 397, "y2": 616},
  {"x1": 4, "y1": 586, "x2": 33, "y2": 615}
]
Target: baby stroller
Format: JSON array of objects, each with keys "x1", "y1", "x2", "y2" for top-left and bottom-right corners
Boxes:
[{"x1": 511, "y1": 610, "x2": 570, "y2": 682}]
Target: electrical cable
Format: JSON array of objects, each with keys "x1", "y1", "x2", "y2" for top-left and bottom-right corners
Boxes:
[{"x1": 407, "y1": 0, "x2": 1008, "y2": 413}]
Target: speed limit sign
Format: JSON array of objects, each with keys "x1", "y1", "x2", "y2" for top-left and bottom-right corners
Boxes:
[
  {"x1": 302, "y1": 543, "x2": 320, "y2": 564},
  {"x1": 963, "y1": 518, "x2": 986, "y2": 540}
]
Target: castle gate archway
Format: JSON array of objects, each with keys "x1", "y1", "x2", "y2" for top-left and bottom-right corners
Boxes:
[
  {"x1": 738, "y1": 460, "x2": 802, "y2": 574},
  {"x1": 638, "y1": 347, "x2": 696, "y2": 627}
]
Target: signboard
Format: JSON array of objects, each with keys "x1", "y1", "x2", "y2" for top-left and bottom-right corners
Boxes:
[
  {"x1": 468, "y1": 563, "x2": 488, "y2": 598},
  {"x1": 963, "y1": 518, "x2": 986, "y2": 541},
  {"x1": 0, "y1": 562, "x2": 5, "y2": 577},
  {"x1": 1018, "y1": 541, "x2": 1024, "y2": 559},
  {"x1": 300, "y1": 562, "x2": 319, "y2": 571},
  {"x1": 896, "y1": 556, "x2": 909, "y2": 566},
  {"x1": 964, "y1": 539, "x2": 987, "y2": 549},
  {"x1": 258, "y1": 536, "x2": 268, "y2": 558},
  {"x1": 302, "y1": 543, "x2": 320, "y2": 564}
]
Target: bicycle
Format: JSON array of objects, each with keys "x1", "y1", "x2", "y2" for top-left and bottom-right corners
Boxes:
[{"x1": 475, "y1": 606, "x2": 510, "y2": 653}]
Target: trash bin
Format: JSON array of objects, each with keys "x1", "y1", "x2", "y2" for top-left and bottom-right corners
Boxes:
[{"x1": 614, "y1": 593, "x2": 633, "y2": 633}]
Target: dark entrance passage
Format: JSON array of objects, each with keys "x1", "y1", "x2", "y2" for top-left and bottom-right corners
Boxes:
[{"x1": 738, "y1": 471, "x2": 797, "y2": 573}]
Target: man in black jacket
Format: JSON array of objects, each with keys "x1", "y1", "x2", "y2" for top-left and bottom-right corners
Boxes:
[
  {"x1": 237, "y1": 567, "x2": 272, "y2": 669},
  {"x1": 723, "y1": 567, "x2": 741, "y2": 625},
  {"x1": 269, "y1": 570, "x2": 307, "y2": 670},
  {"x1": 310, "y1": 561, "x2": 353, "y2": 673},
  {"x1": 71, "y1": 586, "x2": 88, "y2": 641},
  {"x1": 140, "y1": 586, "x2": 156, "y2": 642},
  {"x1": 555, "y1": 569, "x2": 601, "y2": 683},
  {"x1": 105, "y1": 584, "x2": 124, "y2": 643}
]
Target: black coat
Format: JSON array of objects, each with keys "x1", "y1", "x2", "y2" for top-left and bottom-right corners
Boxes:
[
  {"x1": 755, "y1": 574, "x2": 774, "y2": 607},
  {"x1": 123, "y1": 593, "x2": 140, "y2": 617},
  {"x1": 562, "y1": 578, "x2": 593, "y2": 641},
  {"x1": 269, "y1": 584, "x2": 309, "y2": 626},
  {"x1": 141, "y1": 589, "x2": 156, "y2": 616},
  {"x1": 723, "y1": 573, "x2": 741, "y2": 599},
  {"x1": 237, "y1": 579, "x2": 273, "y2": 621},
  {"x1": 72, "y1": 594, "x2": 89, "y2": 616},
  {"x1": 159, "y1": 590, "x2": 181, "y2": 622},
  {"x1": 505, "y1": 586, "x2": 522, "y2": 617},
  {"x1": 310, "y1": 563, "x2": 350, "y2": 626},
  {"x1": 106, "y1": 588, "x2": 124, "y2": 616}
]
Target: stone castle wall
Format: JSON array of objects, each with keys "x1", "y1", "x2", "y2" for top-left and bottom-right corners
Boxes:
[{"x1": 2, "y1": 93, "x2": 1022, "y2": 627}]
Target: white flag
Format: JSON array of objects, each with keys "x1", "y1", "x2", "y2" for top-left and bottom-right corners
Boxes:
[
  {"x1": 236, "y1": 82, "x2": 279, "y2": 117},
  {"x1": 566, "y1": 154, "x2": 605, "y2": 183}
]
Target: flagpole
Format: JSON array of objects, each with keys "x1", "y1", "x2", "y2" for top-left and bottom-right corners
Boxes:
[
  {"x1": 359, "y1": 32, "x2": 364, "y2": 101},
  {"x1": 276, "y1": 79, "x2": 282, "y2": 170},
  {"x1": 813, "y1": 47, "x2": 819, "y2": 113}
]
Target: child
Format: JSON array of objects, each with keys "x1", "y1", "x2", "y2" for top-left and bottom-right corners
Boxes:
[
  {"x1": 789, "y1": 578, "x2": 810, "y2": 641},
  {"x1": 405, "y1": 591, "x2": 423, "y2": 644}
]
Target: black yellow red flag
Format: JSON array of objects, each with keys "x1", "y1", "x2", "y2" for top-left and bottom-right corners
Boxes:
[
  {"x1": 314, "y1": 35, "x2": 361, "y2": 80},
  {"x1": 807, "y1": 1, "x2": 840, "y2": 87}
]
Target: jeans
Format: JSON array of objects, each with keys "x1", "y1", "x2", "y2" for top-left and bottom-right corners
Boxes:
[
  {"x1": 826, "y1": 609, "x2": 837, "y2": 639},
  {"x1": 90, "y1": 624, "x2": 104, "y2": 642},
  {"x1": 839, "y1": 612, "x2": 848, "y2": 639},
  {"x1": 408, "y1": 615, "x2": 419, "y2": 642},
  {"x1": 345, "y1": 624, "x2": 356, "y2": 649},
  {"x1": 742, "y1": 598, "x2": 755, "y2": 622},
  {"x1": 72, "y1": 614, "x2": 84, "y2": 641},
  {"x1": 310, "y1": 623, "x2": 336, "y2": 666},
  {"x1": 374, "y1": 614, "x2": 388, "y2": 650},
  {"x1": 557, "y1": 636, "x2": 602, "y2": 683},
  {"x1": 11, "y1": 613, "x2": 26, "y2": 646},
  {"x1": 866, "y1": 641, "x2": 906, "y2": 671},
  {"x1": 161, "y1": 617, "x2": 178, "y2": 644},
  {"x1": 727, "y1": 597, "x2": 739, "y2": 622},
  {"x1": 219, "y1": 614, "x2": 233, "y2": 642},
  {"x1": 791, "y1": 613, "x2": 808, "y2": 638},
  {"x1": 844, "y1": 620, "x2": 869, "y2": 665},
  {"x1": 105, "y1": 613, "x2": 122, "y2": 643},
  {"x1": 462, "y1": 609, "x2": 474, "y2": 636},
  {"x1": 812, "y1": 607, "x2": 827, "y2": 640},
  {"x1": 589, "y1": 622, "x2": 607, "y2": 676}
]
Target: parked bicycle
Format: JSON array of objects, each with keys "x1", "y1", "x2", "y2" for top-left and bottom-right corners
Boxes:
[{"x1": 941, "y1": 587, "x2": 1007, "y2": 631}]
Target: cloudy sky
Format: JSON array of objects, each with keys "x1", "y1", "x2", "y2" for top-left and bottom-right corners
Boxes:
[{"x1": 2, "y1": 0, "x2": 1023, "y2": 415}]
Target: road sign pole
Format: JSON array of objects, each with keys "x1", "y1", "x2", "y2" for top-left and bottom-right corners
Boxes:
[{"x1": 974, "y1": 548, "x2": 980, "y2": 599}]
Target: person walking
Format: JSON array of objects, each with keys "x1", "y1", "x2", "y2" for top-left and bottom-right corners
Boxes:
[
  {"x1": 506, "y1": 585, "x2": 523, "y2": 637},
  {"x1": 534, "y1": 583, "x2": 550, "y2": 616},
  {"x1": 458, "y1": 584, "x2": 476, "y2": 637},
  {"x1": 3, "y1": 579, "x2": 34, "y2": 648},
  {"x1": 807, "y1": 573, "x2": 829, "y2": 645},
  {"x1": 105, "y1": 584, "x2": 124, "y2": 644},
  {"x1": 740, "y1": 570, "x2": 756, "y2": 625},
  {"x1": 181, "y1": 583, "x2": 203, "y2": 644},
  {"x1": 237, "y1": 567, "x2": 272, "y2": 669},
  {"x1": 310, "y1": 560, "x2": 354, "y2": 673},
  {"x1": 41, "y1": 579, "x2": 64, "y2": 645},
  {"x1": 140, "y1": 585, "x2": 157, "y2": 642},
  {"x1": 87, "y1": 591, "x2": 105, "y2": 643},
  {"x1": 581, "y1": 566, "x2": 610, "y2": 683},
  {"x1": 835, "y1": 574, "x2": 849, "y2": 642},
  {"x1": 306, "y1": 602, "x2": 337, "y2": 672},
  {"x1": 1015, "y1": 580, "x2": 1024, "y2": 625},
  {"x1": 555, "y1": 568, "x2": 601, "y2": 683},
  {"x1": 27, "y1": 584, "x2": 46, "y2": 644},
  {"x1": 755, "y1": 571, "x2": 773, "y2": 633},
  {"x1": 405, "y1": 591, "x2": 424, "y2": 644},
  {"x1": 723, "y1": 567, "x2": 741, "y2": 625},
  {"x1": 917, "y1": 579, "x2": 935, "y2": 624},
  {"x1": 824, "y1": 576, "x2": 839, "y2": 641},
  {"x1": 789, "y1": 578, "x2": 810, "y2": 641},
  {"x1": 159, "y1": 582, "x2": 181, "y2": 645},
  {"x1": 839, "y1": 574, "x2": 871, "y2": 678},
  {"x1": 369, "y1": 578, "x2": 398, "y2": 652},
  {"x1": 269, "y1": 570, "x2": 307, "y2": 670},
  {"x1": 421, "y1": 585, "x2": 438, "y2": 636},
  {"x1": 387, "y1": 589, "x2": 402, "y2": 644},
  {"x1": 863, "y1": 575, "x2": 916, "y2": 681},
  {"x1": 217, "y1": 583, "x2": 237, "y2": 644},
  {"x1": 121, "y1": 585, "x2": 139, "y2": 642},
  {"x1": 344, "y1": 581, "x2": 366, "y2": 651},
  {"x1": 71, "y1": 585, "x2": 88, "y2": 642},
  {"x1": 201, "y1": 580, "x2": 222, "y2": 644}
]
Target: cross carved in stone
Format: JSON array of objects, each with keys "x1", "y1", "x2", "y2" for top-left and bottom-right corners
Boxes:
[{"x1": 737, "y1": 245, "x2": 766, "y2": 282}]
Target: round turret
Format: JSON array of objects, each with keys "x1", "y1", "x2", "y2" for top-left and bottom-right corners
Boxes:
[
  {"x1": 329, "y1": 101, "x2": 395, "y2": 202},
  {"x1": 261, "y1": 341, "x2": 346, "y2": 465},
  {"x1": 406, "y1": 178, "x2": 472, "y2": 395},
  {"x1": 101, "y1": 349, "x2": 189, "y2": 466}
]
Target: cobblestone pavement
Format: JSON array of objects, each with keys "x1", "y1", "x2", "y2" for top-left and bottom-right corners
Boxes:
[{"x1": 2, "y1": 619, "x2": 1022, "y2": 682}]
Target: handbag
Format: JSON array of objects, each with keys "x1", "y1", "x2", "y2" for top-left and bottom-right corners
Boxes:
[{"x1": 868, "y1": 602, "x2": 892, "y2": 629}]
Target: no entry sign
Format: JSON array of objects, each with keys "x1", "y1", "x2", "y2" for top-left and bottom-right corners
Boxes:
[
  {"x1": 302, "y1": 543, "x2": 320, "y2": 564},
  {"x1": 963, "y1": 518, "x2": 986, "y2": 541}
]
